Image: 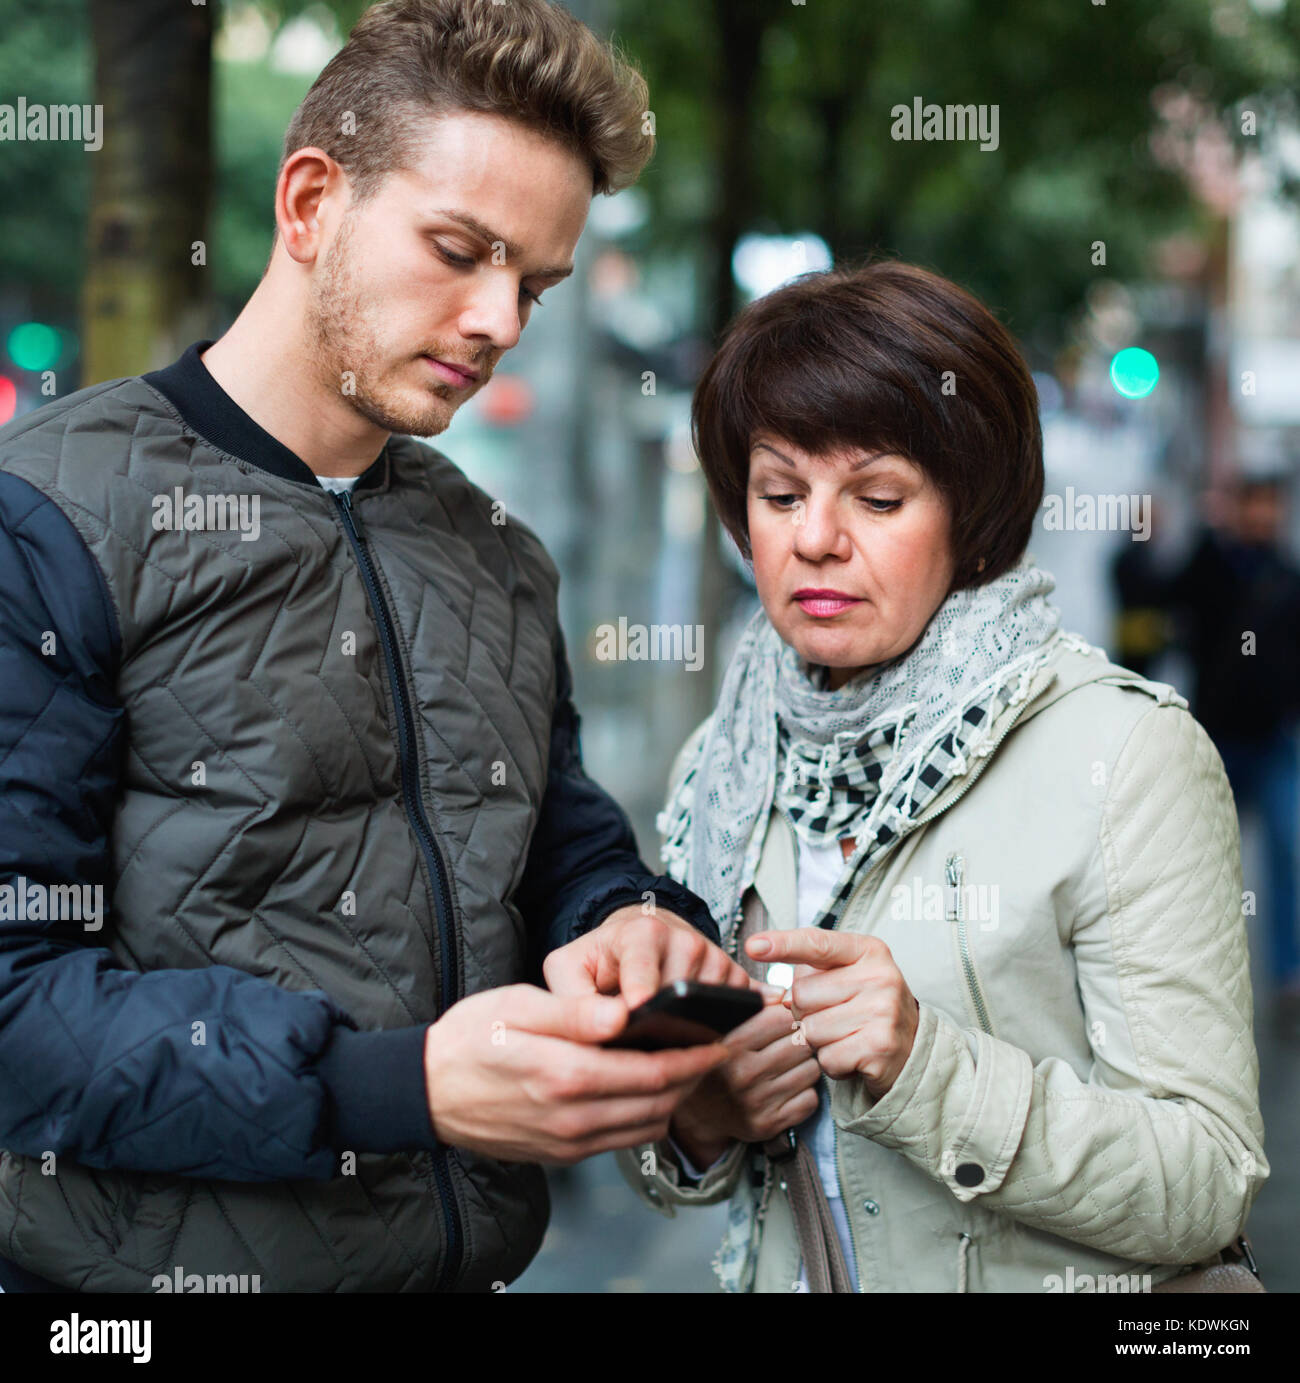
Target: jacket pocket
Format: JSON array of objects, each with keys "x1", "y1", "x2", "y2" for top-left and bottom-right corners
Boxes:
[
  {"x1": 73, "y1": 1166, "x2": 192, "y2": 1275},
  {"x1": 946, "y1": 852, "x2": 995, "y2": 1036}
]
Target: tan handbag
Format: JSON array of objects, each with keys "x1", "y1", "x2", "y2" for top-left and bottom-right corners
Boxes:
[
  {"x1": 1151, "y1": 1237, "x2": 1264, "y2": 1293},
  {"x1": 737, "y1": 888, "x2": 1265, "y2": 1294}
]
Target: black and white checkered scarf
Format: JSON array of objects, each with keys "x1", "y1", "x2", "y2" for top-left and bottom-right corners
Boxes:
[{"x1": 659, "y1": 557, "x2": 1063, "y2": 943}]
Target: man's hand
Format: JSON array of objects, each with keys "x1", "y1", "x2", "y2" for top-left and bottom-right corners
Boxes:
[
  {"x1": 543, "y1": 904, "x2": 750, "y2": 1008},
  {"x1": 668, "y1": 982, "x2": 821, "y2": 1168},
  {"x1": 746, "y1": 929, "x2": 919, "y2": 1101},
  {"x1": 423, "y1": 984, "x2": 730, "y2": 1165}
]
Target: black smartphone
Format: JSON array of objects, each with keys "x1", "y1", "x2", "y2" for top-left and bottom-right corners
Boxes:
[{"x1": 602, "y1": 980, "x2": 762, "y2": 1051}]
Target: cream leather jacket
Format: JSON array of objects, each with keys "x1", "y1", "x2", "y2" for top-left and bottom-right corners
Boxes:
[{"x1": 618, "y1": 635, "x2": 1268, "y2": 1292}]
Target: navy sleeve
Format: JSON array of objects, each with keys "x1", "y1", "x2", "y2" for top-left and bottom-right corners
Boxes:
[
  {"x1": 514, "y1": 626, "x2": 720, "y2": 980},
  {"x1": 0, "y1": 472, "x2": 437, "y2": 1180}
]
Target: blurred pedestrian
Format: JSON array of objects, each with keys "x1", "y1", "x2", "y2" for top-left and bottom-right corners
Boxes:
[
  {"x1": 1162, "y1": 475, "x2": 1300, "y2": 1038},
  {"x1": 1110, "y1": 497, "x2": 1174, "y2": 678}
]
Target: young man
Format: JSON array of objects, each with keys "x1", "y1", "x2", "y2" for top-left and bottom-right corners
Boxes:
[{"x1": 0, "y1": 0, "x2": 745, "y2": 1293}]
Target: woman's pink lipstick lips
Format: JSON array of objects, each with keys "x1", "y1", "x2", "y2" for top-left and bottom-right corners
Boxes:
[{"x1": 794, "y1": 591, "x2": 863, "y2": 617}]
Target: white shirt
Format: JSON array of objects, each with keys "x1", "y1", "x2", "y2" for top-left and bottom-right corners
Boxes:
[
  {"x1": 789, "y1": 832, "x2": 861, "y2": 1291},
  {"x1": 316, "y1": 474, "x2": 359, "y2": 495}
]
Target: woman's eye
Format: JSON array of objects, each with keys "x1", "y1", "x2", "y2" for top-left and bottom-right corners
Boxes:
[
  {"x1": 863, "y1": 498, "x2": 903, "y2": 512},
  {"x1": 522, "y1": 286, "x2": 544, "y2": 308},
  {"x1": 760, "y1": 494, "x2": 801, "y2": 508}
]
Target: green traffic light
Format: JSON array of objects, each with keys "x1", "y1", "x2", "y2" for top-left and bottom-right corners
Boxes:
[
  {"x1": 8, "y1": 322, "x2": 62, "y2": 372},
  {"x1": 1110, "y1": 347, "x2": 1159, "y2": 399}
]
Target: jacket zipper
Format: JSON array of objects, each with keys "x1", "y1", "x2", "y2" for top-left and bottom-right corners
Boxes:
[
  {"x1": 946, "y1": 852, "x2": 992, "y2": 1035},
  {"x1": 828, "y1": 1088, "x2": 864, "y2": 1291},
  {"x1": 332, "y1": 488, "x2": 463, "y2": 1292}
]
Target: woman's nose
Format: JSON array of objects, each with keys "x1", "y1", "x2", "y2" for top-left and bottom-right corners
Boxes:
[{"x1": 790, "y1": 498, "x2": 851, "y2": 561}]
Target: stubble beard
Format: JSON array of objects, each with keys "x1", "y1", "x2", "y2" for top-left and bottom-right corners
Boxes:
[{"x1": 307, "y1": 213, "x2": 456, "y2": 438}]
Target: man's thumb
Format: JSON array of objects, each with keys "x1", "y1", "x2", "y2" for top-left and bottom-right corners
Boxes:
[
  {"x1": 520, "y1": 988, "x2": 627, "y2": 1043},
  {"x1": 569, "y1": 993, "x2": 629, "y2": 1043}
]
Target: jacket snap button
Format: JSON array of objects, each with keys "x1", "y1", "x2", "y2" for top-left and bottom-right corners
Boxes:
[
  {"x1": 862, "y1": 1199, "x2": 880, "y2": 1216},
  {"x1": 955, "y1": 1162, "x2": 984, "y2": 1187}
]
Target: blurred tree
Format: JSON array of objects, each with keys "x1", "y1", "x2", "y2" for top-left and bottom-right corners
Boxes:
[
  {"x1": 265, "y1": 0, "x2": 370, "y2": 32},
  {"x1": 210, "y1": 55, "x2": 314, "y2": 308},
  {"x1": 0, "y1": 0, "x2": 94, "y2": 323},
  {"x1": 617, "y1": 0, "x2": 1295, "y2": 347},
  {"x1": 611, "y1": 0, "x2": 1298, "y2": 694},
  {"x1": 83, "y1": 0, "x2": 214, "y2": 381},
  {"x1": 79, "y1": 0, "x2": 369, "y2": 382}
]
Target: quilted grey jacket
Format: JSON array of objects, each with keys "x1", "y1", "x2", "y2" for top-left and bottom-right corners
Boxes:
[
  {"x1": 0, "y1": 343, "x2": 718, "y2": 1291},
  {"x1": 619, "y1": 635, "x2": 1269, "y2": 1292}
]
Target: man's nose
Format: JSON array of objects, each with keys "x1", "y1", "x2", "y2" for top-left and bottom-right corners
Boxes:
[{"x1": 457, "y1": 275, "x2": 523, "y2": 353}]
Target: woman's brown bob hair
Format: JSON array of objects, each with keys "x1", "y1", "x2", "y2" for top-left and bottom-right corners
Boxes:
[{"x1": 691, "y1": 260, "x2": 1044, "y2": 591}]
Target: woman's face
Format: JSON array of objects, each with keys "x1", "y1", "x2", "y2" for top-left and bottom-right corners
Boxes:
[{"x1": 746, "y1": 434, "x2": 956, "y2": 688}]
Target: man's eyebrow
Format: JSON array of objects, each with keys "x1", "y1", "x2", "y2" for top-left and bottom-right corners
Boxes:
[
  {"x1": 431, "y1": 208, "x2": 574, "y2": 280},
  {"x1": 753, "y1": 441, "x2": 899, "y2": 471}
]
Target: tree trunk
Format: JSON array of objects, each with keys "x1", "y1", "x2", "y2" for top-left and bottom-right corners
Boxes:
[{"x1": 83, "y1": 0, "x2": 213, "y2": 382}]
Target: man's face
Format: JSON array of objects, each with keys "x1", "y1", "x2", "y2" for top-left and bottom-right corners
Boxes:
[
  {"x1": 306, "y1": 110, "x2": 592, "y2": 437},
  {"x1": 1234, "y1": 484, "x2": 1286, "y2": 547}
]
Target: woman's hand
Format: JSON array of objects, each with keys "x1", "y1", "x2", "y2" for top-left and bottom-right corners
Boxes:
[
  {"x1": 668, "y1": 984, "x2": 822, "y2": 1168},
  {"x1": 746, "y1": 930, "x2": 919, "y2": 1101}
]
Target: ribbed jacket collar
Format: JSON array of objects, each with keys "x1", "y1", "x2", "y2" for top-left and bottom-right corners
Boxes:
[{"x1": 143, "y1": 340, "x2": 389, "y2": 493}]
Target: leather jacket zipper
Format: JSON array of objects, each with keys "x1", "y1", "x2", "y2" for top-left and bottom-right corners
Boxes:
[{"x1": 332, "y1": 488, "x2": 463, "y2": 1292}]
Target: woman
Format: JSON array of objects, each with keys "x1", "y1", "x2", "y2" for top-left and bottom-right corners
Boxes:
[{"x1": 617, "y1": 261, "x2": 1268, "y2": 1293}]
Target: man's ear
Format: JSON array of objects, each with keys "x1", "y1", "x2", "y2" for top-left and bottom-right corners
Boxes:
[{"x1": 275, "y1": 146, "x2": 343, "y2": 265}]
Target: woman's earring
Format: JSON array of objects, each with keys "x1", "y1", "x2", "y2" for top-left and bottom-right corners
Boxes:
[{"x1": 976, "y1": 557, "x2": 986, "y2": 573}]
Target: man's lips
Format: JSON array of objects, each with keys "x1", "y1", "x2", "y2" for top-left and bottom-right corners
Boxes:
[
  {"x1": 793, "y1": 588, "x2": 863, "y2": 617},
  {"x1": 422, "y1": 356, "x2": 480, "y2": 388}
]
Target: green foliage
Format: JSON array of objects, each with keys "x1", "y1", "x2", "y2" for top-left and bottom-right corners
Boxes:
[
  {"x1": 262, "y1": 0, "x2": 369, "y2": 34},
  {"x1": 0, "y1": 0, "x2": 354, "y2": 319},
  {"x1": 613, "y1": 0, "x2": 1299, "y2": 354},
  {"x1": 0, "y1": 0, "x2": 94, "y2": 315},
  {"x1": 211, "y1": 57, "x2": 315, "y2": 306}
]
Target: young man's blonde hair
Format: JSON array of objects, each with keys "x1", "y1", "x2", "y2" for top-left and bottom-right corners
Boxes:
[{"x1": 280, "y1": 0, "x2": 654, "y2": 202}]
